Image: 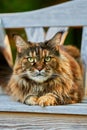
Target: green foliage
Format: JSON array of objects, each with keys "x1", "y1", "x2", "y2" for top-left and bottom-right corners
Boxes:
[
  {"x1": 0, "y1": 0, "x2": 69, "y2": 13},
  {"x1": 65, "y1": 28, "x2": 82, "y2": 49}
]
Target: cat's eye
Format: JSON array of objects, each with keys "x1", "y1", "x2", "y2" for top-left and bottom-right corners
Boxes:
[
  {"x1": 44, "y1": 56, "x2": 51, "y2": 62},
  {"x1": 27, "y1": 57, "x2": 34, "y2": 63}
]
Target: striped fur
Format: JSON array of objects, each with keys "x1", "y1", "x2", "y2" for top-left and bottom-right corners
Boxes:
[{"x1": 6, "y1": 32, "x2": 84, "y2": 106}]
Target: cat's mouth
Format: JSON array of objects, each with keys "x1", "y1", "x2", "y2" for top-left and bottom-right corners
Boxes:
[
  {"x1": 26, "y1": 69, "x2": 52, "y2": 83},
  {"x1": 34, "y1": 72, "x2": 45, "y2": 77},
  {"x1": 36, "y1": 74, "x2": 43, "y2": 76}
]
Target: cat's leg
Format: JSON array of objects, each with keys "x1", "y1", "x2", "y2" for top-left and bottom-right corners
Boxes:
[
  {"x1": 24, "y1": 95, "x2": 38, "y2": 105},
  {"x1": 38, "y1": 93, "x2": 58, "y2": 107}
]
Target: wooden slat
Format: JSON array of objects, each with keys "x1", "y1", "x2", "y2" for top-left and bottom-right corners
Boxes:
[
  {"x1": 0, "y1": 19, "x2": 13, "y2": 67},
  {"x1": 0, "y1": 113, "x2": 87, "y2": 130},
  {"x1": 0, "y1": 0, "x2": 87, "y2": 28},
  {"x1": 81, "y1": 27, "x2": 87, "y2": 66},
  {"x1": 0, "y1": 95, "x2": 87, "y2": 115},
  {"x1": 0, "y1": 0, "x2": 87, "y2": 120},
  {"x1": 25, "y1": 27, "x2": 45, "y2": 42},
  {"x1": 81, "y1": 27, "x2": 87, "y2": 96},
  {"x1": 25, "y1": 27, "x2": 68, "y2": 42}
]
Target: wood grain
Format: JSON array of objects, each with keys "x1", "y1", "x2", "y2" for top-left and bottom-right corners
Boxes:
[
  {"x1": 0, "y1": 0, "x2": 87, "y2": 28},
  {"x1": 0, "y1": 112, "x2": 87, "y2": 130}
]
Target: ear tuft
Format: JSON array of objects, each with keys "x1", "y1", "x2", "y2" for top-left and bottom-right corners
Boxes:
[
  {"x1": 12, "y1": 34, "x2": 28, "y2": 53},
  {"x1": 49, "y1": 30, "x2": 68, "y2": 47}
]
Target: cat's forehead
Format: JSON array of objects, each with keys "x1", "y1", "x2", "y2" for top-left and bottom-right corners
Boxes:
[
  {"x1": 26, "y1": 43, "x2": 50, "y2": 57},
  {"x1": 28, "y1": 47, "x2": 49, "y2": 57}
]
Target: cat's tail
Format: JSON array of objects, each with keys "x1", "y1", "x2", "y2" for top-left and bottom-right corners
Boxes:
[
  {"x1": 64, "y1": 45, "x2": 80, "y2": 59},
  {"x1": 0, "y1": 51, "x2": 12, "y2": 89}
]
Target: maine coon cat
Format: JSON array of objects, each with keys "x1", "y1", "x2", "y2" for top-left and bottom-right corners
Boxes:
[{"x1": 4, "y1": 31, "x2": 84, "y2": 106}]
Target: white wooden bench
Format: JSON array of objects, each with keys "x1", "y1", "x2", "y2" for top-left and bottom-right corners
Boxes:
[{"x1": 0, "y1": 0, "x2": 87, "y2": 129}]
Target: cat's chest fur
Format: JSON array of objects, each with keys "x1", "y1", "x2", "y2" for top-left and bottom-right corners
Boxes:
[{"x1": 18, "y1": 77, "x2": 47, "y2": 96}]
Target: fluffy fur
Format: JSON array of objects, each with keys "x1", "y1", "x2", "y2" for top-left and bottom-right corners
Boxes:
[{"x1": 5, "y1": 32, "x2": 84, "y2": 106}]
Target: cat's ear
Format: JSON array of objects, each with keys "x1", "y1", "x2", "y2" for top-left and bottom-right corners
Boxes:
[
  {"x1": 49, "y1": 31, "x2": 68, "y2": 46},
  {"x1": 13, "y1": 34, "x2": 28, "y2": 53}
]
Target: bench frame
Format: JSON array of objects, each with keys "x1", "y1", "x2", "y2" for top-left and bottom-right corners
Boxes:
[{"x1": 0, "y1": 0, "x2": 87, "y2": 129}]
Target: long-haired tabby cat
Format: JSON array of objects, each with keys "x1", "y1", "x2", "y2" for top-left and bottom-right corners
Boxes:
[{"x1": 1, "y1": 31, "x2": 84, "y2": 106}]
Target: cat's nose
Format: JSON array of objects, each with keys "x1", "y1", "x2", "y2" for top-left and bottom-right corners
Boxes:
[{"x1": 36, "y1": 65, "x2": 43, "y2": 71}]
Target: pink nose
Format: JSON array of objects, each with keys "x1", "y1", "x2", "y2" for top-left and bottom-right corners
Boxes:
[{"x1": 36, "y1": 65, "x2": 43, "y2": 71}]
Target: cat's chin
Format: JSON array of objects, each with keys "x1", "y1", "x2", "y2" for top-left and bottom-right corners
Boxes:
[{"x1": 29, "y1": 75, "x2": 49, "y2": 83}]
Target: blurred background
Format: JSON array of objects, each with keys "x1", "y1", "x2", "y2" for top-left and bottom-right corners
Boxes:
[
  {"x1": 0, "y1": 0, "x2": 82, "y2": 64},
  {"x1": 0, "y1": 0, "x2": 69, "y2": 13}
]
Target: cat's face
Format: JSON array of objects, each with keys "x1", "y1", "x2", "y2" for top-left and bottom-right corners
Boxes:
[
  {"x1": 13, "y1": 32, "x2": 64, "y2": 83},
  {"x1": 21, "y1": 46, "x2": 58, "y2": 83}
]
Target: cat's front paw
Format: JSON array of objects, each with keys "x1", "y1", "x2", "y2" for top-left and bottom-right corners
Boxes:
[
  {"x1": 24, "y1": 96, "x2": 38, "y2": 105},
  {"x1": 38, "y1": 93, "x2": 58, "y2": 107}
]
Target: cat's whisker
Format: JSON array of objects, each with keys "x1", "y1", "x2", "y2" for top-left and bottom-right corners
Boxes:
[
  {"x1": 51, "y1": 74, "x2": 59, "y2": 78},
  {"x1": 13, "y1": 72, "x2": 28, "y2": 78},
  {"x1": 19, "y1": 73, "x2": 28, "y2": 78}
]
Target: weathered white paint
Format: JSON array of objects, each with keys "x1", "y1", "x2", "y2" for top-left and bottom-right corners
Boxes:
[
  {"x1": 0, "y1": 0, "x2": 87, "y2": 28},
  {"x1": 0, "y1": 95, "x2": 87, "y2": 115}
]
